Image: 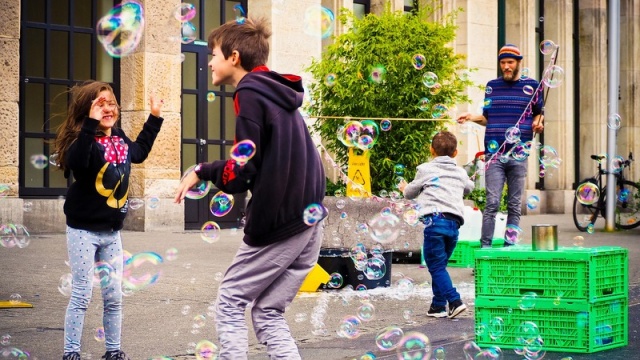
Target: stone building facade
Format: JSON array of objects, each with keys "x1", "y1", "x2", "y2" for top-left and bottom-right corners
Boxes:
[{"x1": 0, "y1": 0, "x2": 638, "y2": 233}]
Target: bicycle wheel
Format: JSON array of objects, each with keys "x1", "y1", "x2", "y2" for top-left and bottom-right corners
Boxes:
[
  {"x1": 572, "y1": 178, "x2": 600, "y2": 232},
  {"x1": 614, "y1": 180, "x2": 640, "y2": 229}
]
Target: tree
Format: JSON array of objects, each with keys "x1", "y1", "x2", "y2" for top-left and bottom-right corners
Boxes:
[{"x1": 306, "y1": 2, "x2": 473, "y2": 194}]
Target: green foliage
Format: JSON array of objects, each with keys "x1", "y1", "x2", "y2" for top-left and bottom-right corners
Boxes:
[
  {"x1": 325, "y1": 177, "x2": 346, "y2": 196},
  {"x1": 306, "y1": 3, "x2": 474, "y2": 193},
  {"x1": 464, "y1": 186, "x2": 508, "y2": 213}
]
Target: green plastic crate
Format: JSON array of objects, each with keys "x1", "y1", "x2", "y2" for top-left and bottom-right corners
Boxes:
[
  {"x1": 475, "y1": 246, "x2": 628, "y2": 301},
  {"x1": 475, "y1": 295, "x2": 628, "y2": 353},
  {"x1": 447, "y1": 238, "x2": 505, "y2": 268}
]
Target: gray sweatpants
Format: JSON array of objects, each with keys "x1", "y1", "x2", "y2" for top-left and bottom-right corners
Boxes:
[{"x1": 215, "y1": 223, "x2": 324, "y2": 360}]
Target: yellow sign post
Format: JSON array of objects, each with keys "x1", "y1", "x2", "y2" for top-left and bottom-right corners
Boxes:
[{"x1": 346, "y1": 148, "x2": 372, "y2": 197}]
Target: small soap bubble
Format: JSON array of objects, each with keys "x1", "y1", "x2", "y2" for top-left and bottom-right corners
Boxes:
[
  {"x1": 542, "y1": 65, "x2": 564, "y2": 88},
  {"x1": 128, "y1": 198, "x2": 144, "y2": 210},
  {"x1": 210, "y1": 191, "x2": 234, "y2": 217},
  {"x1": 206, "y1": 92, "x2": 216, "y2": 102},
  {"x1": 229, "y1": 139, "x2": 256, "y2": 165},
  {"x1": 368, "y1": 65, "x2": 387, "y2": 84},
  {"x1": 96, "y1": 1, "x2": 145, "y2": 58},
  {"x1": 526, "y1": 195, "x2": 540, "y2": 210},
  {"x1": 9, "y1": 293, "x2": 22, "y2": 304},
  {"x1": 394, "y1": 164, "x2": 405, "y2": 176},
  {"x1": 483, "y1": 98, "x2": 492, "y2": 109},
  {"x1": 233, "y1": 4, "x2": 246, "y2": 24},
  {"x1": 412, "y1": 54, "x2": 426, "y2": 70},
  {"x1": 200, "y1": 221, "x2": 221, "y2": 243},
  {"x1": 302, "y1": 5, "x2": 334, "y2": 39},
  {"x1": 324, "y1": 73, "x2": 337, "y2": 87},
  {"x1": 539, "y1": 39, "x2": 557, "y2": 55},
  {"x1": 521, "y1": 67, "x2": 530, "y2": 79},
  {"x1": 523, "y1": 85, "x2": 535, "y2": 96},
  {"x1": 30, "y1": 154, "x2": 49, "y2": 169},
  {"x1": 518, "y1": 292, "x2": 538, "y2": 310},
  {"x1": 573, "y1": 235, "x2": 584, "y2": 247},
  {"x1": 396, "y1": 332, "x2": 430, "y2": 360},
  {"x1": 182, "y1": 165, "x2": 211, "y2": 200},
  {"x1": 94, "y1": 326, "x2": 106, "y2": 342},
  {"x1": 418, "y1": 97, "x2": 430, "y2": 111},
  {"x1": 303, "y1": 203, "x2": 325, "y2": 226},
  {"x1": 487, "y1": 140, "x2": 500, "y2": 153},
  {"x1": 181, "y1": 21, "x2": 197, "y2": 44},
  {"x1": 375, "y1": 326, "x2": 404, "y2": 351},
  {"x1": 505, "y1": 126, "x2": 521, "y2": 143},
  {"x1": 587, "y1": 223, "x2": 595, "y2": 234},
  {"x1": 504, "y1": 224, "x2": 523, "y2": 245},
  {"x1": 485, "y1": 86, "x2": 493, "y2": 94},
  {"x1": 380, "y1": 119, "x2": 392, "y2": 131},
  {"x1": 576, "y1": 182, "x2": 599, "y2": 205},
  {"x1": 165, "y1": 247, "x2": 178, "y2": 261},
  {"x1": 195, "y1": 339, "x2": 218, "y2": 360},
  {"x1": 327, "y1": 272, "x2": 344, "y2": 288},
  {"x1": 59, "y1": 273, "x2": 73, "y2": 297},
  {"x1": 433, "y1": 347, "x2": 446, "y2": 360},
  {"x1": 146, "y1": 195, "x2": 160, "y2": 209},
  {"x1": 429, "y1": 83, "x2": 442, "y2": 95},
  {"x1": 357, "y1": 302, "x2": 375, "y2": 321},
  {"x1": 173, "y1": 3, "x2": 196, "y2": 22},
  {"x1": 608, "y1": 113, "x2": 621, "y2": 130},
  {"x1": 422, "y1": 72, "x2": 438, "y2": 88}
]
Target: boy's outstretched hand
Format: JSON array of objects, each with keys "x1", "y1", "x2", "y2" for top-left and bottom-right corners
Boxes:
[
  {"x1": 150, "y1": 94, "x2": 164, "y2": 118},
  {"x1": 397, "y1": 179, "x2": 408, "y2": 192},
  {"x1": 174, "y1": 170, "x2": 200, "y2": 204}
]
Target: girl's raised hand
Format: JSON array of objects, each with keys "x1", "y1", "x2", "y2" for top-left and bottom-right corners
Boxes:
[
  {"x1": 90, "y1": 96, "x2": 106, "y2": 120},
  {"x1": 150, "y1": 94, "x2": 164, "y2": 118}
]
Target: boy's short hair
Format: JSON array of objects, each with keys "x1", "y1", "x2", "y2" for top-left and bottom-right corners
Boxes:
[
  {"x1": 431, "y1": 131, "x2": 458, "y2": 157},
  {"x1": 207, "y1": 17, "x2": 271, "y2": 71}
]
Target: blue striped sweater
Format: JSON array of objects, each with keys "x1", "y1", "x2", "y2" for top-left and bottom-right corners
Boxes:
[{"x1": 481, "y1": 77, "x2": 543, "y2": 153}]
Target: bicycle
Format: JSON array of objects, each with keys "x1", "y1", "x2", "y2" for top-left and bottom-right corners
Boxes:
[{"x1": 572, "y1": 152, "x2": 640, "y2": 231}]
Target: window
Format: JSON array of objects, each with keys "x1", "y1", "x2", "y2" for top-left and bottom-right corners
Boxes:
[
  {"x1": 20, "y1": 0, "x2": 120, "y2": 197},
  {"x1": 180, "y1": 0, "x2": 248, "y2": 229},
  {"x1": 354, "y1": 0, "x2": 370, "y2": 19},
  {"x1": 404, "y1": 0, "x2": 418, "y2": 14}
]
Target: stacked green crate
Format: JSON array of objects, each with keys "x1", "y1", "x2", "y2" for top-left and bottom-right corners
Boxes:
[
  {"x1": 474, "y1": 246, "x2": 628, "y2": 353},
  {"x1": 447, "y1": 239, "x2": 505, "y2": 268}
]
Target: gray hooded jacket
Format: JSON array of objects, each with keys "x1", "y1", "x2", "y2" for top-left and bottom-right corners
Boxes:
[{"x1": 403, "y1": 156, "x2": 475, "y2": 220}]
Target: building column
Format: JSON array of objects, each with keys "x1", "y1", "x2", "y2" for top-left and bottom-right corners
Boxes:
[
  {"x1": 0, "y1": 0, "x2": 23, "y2": 225},
  {"x1": 371, "y1": 0, "x2": 405, "y2": 13},
  {"x1": 618, "y1": 0, "x2": 640, "y2": 181},
  {"x1": 446, "y1": 0, "x2": 499, "y2": 175},
  {"x1": 250, "y1": 0, "x2": 322, "y2": 77},
  {"x1": 120, "y1": 0, "x2": 183, "y2": 231},
  {"x1": 535, "y1": 0, "x2": 575, "y2": 213},
  {"x1": 578, "y1": 0, "x2": 608, "y2": 180}
]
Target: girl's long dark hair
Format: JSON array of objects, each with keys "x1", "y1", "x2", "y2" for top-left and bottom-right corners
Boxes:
[{"x1": 53, "y1": 80, "x2": 119, "y2": 171}]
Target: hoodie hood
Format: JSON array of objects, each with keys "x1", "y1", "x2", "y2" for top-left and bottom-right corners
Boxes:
[{"x1": 235, "y1": 70, "x2": 304, "y2": 112}]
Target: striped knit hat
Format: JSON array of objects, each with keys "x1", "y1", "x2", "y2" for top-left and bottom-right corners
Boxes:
[{"x1": 498, "y1": 44, "x2": 523, "y2": 60}]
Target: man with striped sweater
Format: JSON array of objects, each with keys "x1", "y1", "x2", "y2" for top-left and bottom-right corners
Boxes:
[{"x1": 456, "y1": 44, "x2": 544, "y2": 248}]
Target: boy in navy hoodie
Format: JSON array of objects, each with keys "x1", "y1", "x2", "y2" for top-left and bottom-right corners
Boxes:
[{"x1": 175, "y1": 17, "x2": 326, "y2": 360}]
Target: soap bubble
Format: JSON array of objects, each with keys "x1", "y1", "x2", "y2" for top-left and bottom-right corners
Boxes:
[
  {"x1": 412, "y1": 54, "x2": 426, "y2": 70},
  {"x1": 576, "y1": 182, "x2": 599, "y2": 205},
  {"x1": 96, "y1": 1, "x2": 145, "y2": 58}
]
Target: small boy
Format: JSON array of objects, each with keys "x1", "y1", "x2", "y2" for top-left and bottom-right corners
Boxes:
[
  {"x1": 174, "y1": 17, "x2": 326, "y2": 359},
  {"x1": 398, "y1": 131, "x2": 474, "y2": 319}
]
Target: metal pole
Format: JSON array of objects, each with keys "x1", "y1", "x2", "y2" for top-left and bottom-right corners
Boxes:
[{"x1": 605, "y1": 0, "x2": 620, "y2": 231}]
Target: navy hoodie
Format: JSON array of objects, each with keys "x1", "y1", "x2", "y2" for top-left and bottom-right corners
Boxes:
[
  {"x1": 63, "y1": 115, "x2": 163, "y2": 231},
  {"x1": 198, "y1": 68, "x2": 326, "y2": 246}
]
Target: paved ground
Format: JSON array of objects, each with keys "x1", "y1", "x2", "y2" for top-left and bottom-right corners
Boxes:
[{"x1": 1, "y1": 213, "x2": 638, "y2": 359}]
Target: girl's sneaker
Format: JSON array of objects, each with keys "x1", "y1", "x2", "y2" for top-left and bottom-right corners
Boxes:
[{"x1": 102, "y1": 350, "x2": 130, "y2": 360}]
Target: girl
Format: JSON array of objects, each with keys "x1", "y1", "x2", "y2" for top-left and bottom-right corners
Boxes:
[{"x1": 54, "y1": 80, "x2": 164, "y2": 360}]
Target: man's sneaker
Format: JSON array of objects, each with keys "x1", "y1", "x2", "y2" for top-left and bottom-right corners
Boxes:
[
  {"x1": 426, "y1": 304, "x2": 447, "y2": 318},
  {"x1": 448, "y1": 299, "x2": 467, "y2": 319},
  {"x1": 102, "y1": 350, "x2": 130, "y2": 360},
  {"x1": 63, "y1": 353, "x2": 81, "y2": 360}
]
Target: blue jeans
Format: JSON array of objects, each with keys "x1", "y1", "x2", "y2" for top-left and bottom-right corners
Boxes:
[
  {"x1": 481, "y1": 158, "x2": 527, "y2": 247},
  {"x1": 423, "y1": 216, "x2": 461, "y2": 307}
]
